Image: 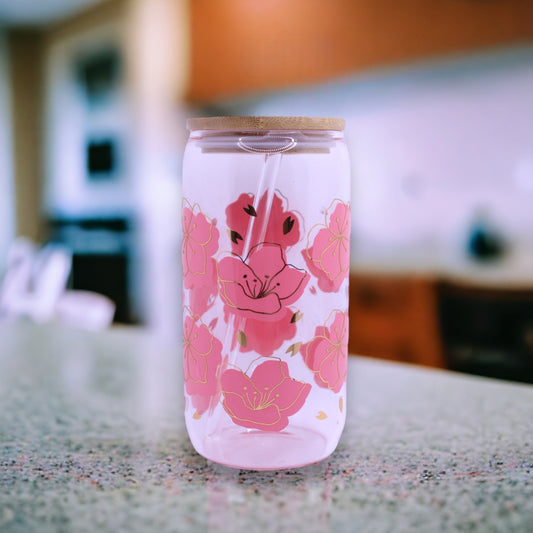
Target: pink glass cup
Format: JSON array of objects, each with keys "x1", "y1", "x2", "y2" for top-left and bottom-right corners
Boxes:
[{"x1": 182, "y1": 117, "x2": 350, "y2": 469}]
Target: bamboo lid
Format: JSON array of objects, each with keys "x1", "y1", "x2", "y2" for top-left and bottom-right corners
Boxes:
[{"x1": 187, "y1": 116, "x2": 345, "y2": 131}]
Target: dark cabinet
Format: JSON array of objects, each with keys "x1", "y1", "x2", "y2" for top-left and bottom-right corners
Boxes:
[
  {"x1": 438, "y1": 283, "x2": 533, "y2": 384},
  {"x1": 348, "y1": 273, "x2": 533, "y2": 384},
  {"x1": 48, "y1": 217, "x2": 138, "y2": 324}
]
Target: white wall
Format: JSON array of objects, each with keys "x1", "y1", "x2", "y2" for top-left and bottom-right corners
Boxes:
[
  {"x1": 41, "y1": 1, "x2": 188, "y2": 335},
  {"x1": 126, "y1": 0, "x2": 187, "y2": 338},
  {"x1": 0, "y1": 28, "x2": 15, "y2": 270},
  {"x1": 43, "y1": 21, "x2": 134, "y2": 217},
  {"x1": 216, "y1": 46, "x2": 533, "y2": 258},
  {"x1": 346, "y1": 52, "x2": 533, "y2": 254}
]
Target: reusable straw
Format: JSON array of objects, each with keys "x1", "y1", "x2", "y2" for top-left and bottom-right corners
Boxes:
[{"x1": 206, "y1": 136, "x2": 293, "y2": 424}]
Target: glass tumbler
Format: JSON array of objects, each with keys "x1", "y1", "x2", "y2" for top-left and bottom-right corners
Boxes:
[{"x1": 182, "y1": 116, "x2": 350, "y2": 469}]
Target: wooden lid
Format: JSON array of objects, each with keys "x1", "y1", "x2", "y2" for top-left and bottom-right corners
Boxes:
[{"x1": 187, "y1": 116, "x2": 345, "y2": 131}]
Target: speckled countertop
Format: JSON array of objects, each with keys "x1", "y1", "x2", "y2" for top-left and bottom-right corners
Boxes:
[{"x1": 1, "y1": 321, "x2": 532, "y2": 533}]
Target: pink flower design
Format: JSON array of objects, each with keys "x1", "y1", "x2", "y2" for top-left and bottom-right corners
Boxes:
[
  {"x1": 221, "y1": 359, "x2": 311, "y2": 431},
  {"x1": 188, "y1": 281, "x2": 218, "y2": 318},
  {"x1": 302, "y1": 200, "x2": 350, "y2": 293},
  {"x1": 190, "y1": 394, "x2": 211, "y2": 416},
  {"x1": 183, "y1": 314, "x2": 222, "y2": 398},
  {"x1": 226, "y1": 192, "x2": 300, "y2": 255},
  {"x1": 182, "y1": 200, "x2": 219, "y2": 315},
  {"x1": 300, "y1": 310, "x2": 349, "y2": 393},
  {"x1": 228, "y1": 307, "x2": 297, "y2": 357},
  {"x1": 218, "y1": 243, "x2": 309, "y2": 321}
]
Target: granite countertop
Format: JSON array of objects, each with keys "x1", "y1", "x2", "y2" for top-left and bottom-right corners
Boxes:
[{"x1": 1, "y1": 321, "x2": 532, "y2": 533}]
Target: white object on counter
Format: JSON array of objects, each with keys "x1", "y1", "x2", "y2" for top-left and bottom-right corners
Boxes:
[
  {"x1": 0, "y1": 238, "x2": 115, "y2": 330},
  {"x1": 55, "y1": 290, "x2": 116, "y2": 331}
]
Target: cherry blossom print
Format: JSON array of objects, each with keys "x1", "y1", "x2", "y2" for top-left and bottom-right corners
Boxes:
[
  {"x1": 190, "y1": 394, "x2": 211, "y2": 417},
  {"x1": 225, "y1": 191, "x2": 300, "y2": 255},
  {"x1": 188, "y1": 280, "x2": 218, "y2": 318},
  {"x1": 300, "y1": 310, "x2": 348, "y2": 393},
  {"x1": 182, "y1": 200, "x2": 219, "y2": 315},
  {"x1": 218, "y1": 243, "x2": 309, "y2": 321},
  {"x1": 182, "y1": 200, "x2": 219, "y2": 287},
  {"x1": 221, "y1": 359, "x2": 311, "y2": 431},
  {"x1": 234, "y1": 307, "x2": 297, "y2": 357},
  {"x1": 302, "y1": 200, "x2": 350, "y2": 293},
  {"x1": 183, "y1": 314, "x2": 222, "y2": 398}
]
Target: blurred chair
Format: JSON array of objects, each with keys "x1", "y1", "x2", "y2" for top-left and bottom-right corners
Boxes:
[{"x1": 0, "y1": 238, "x2": 116, "y2": 330}]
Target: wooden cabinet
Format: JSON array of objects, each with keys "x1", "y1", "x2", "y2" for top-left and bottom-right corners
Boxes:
[
  {"x1": 188, "y1": 0, "x2": 533, "y2": 101},
  {"x1": 348, "y1": 273, "x2": 444, "y2": 368},
  {"x1": 348, "y1": 273, "x2": 533, "y2": 382}
]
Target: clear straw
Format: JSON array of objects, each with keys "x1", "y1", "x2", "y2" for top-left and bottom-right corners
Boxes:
[{"x1": 206, "y1": 137, "x2": 294, "y2": 431}]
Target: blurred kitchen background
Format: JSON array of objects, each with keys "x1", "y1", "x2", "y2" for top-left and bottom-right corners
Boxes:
[{"x1": 0, "y1": 0, "x2": 532, "y2": 382}]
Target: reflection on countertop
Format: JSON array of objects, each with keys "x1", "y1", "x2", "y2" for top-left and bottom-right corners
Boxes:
[{"x1": 1, "y1": 321, "x2": 532, "y2": 532}]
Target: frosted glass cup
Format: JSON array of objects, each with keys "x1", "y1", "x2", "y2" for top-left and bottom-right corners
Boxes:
[{"x1": 182, "y1": 116, "x2": 350, "y2": 469}]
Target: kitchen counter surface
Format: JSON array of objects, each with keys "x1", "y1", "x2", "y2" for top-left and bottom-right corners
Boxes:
[{"x1": 1, "y1": 321, "x2": 532, "y2": 533}]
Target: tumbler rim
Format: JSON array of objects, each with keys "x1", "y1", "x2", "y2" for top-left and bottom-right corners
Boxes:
[{"x1": 187, "y1": 116, "x2": 345, "y2": 132}]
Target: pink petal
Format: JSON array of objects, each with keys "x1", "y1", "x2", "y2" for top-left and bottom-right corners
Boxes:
[
  {"x1": 190, "y1": 394, "x2": 211, "y2": 415},
  {"x1": 299, "y1": 312, "x2": 348, "y2": 393},
  {"x1": 190, "y1": 211, "x2": 217, "y2": 247},
  {"x1": 225, "y1": 192, "x2": 301, "y2": 256},
  {"x1": 185, "y1": 257, "x2": 218, "y2": 316},
  {"x1": 225, "y1": 193, "x2": 254, "y2": 255},
  {"x1": 302, "y1": 201, "x2": 350, "y2": 293},
  {"x1": 184, "y1": 348, "x2": 209, "y2": 385},
  {"x1": 270, "y1": 264, "x2": 309, "y2": 304},
  {"x1": 188, "y1": 321, "x2": 214, "y2": 355},
  {"x1": 330, "y1": 312, "x2": 349, "y2": 345},
  {"x1": 184, "y1": 318, "x2": 222, "y2": 396},
  {"x1": 223, "y1": 392, "x2": 285, "y2": 431},
  {"x1": 226, "y1": 369, "x2": 263, "y2": 411},
  {"x1": 328, "y1": 203, "x2": 350, "y2": 236},
  {"x1": 221, "y1": 368, "x2": 287, "y2": 431},
  {"x1": 302, "y1": 246, "x2": 337, "y2": 293},
  {"x1": 310, "y1": 228, "x2": 335, "y2": 259},
  {"x1": 221, "y1": 363, "x2": 310, "y2": 432},
  {"x1": 251, "y1": 361, "x2": 310, "y2": 417},
  {"x1": 219, "y1": 280, "x2": 282, "y2": 316},
  {"x1": 218, "y1": 255, "x2": 284, "y2": 318},
  {"x1": 238, "y1": 308, "x2": 296, "y2": 356},
  {"x1": 188, "y1": 283, "x2": 217, "y2": 317},
  {"x1": 315, "y1": 345, "x2": 347, "y2": 393},
  {"x1": 221, "y1": 368, "x2": 255, "y2": 399},
  {"x1": 301, "y1": 334, "x2": 330, "y2": 372},
  {"x1": 250, "y1": 360, "x2": 287, "y2": 391},
  {"x1": 184, "y1": 256, "x2": 218, "y2": 290},
  {"x1": 183, "y1": 315, "x2": 194, "y2": 336},
  {"x1": 182, "y1": 208, "x2": 219, "y2": 278},
  {"x1": 315, "y1": 234, "x2": 345, "y2": 282},
  {"x1": 183, "y1": 240, "x2": 208, "y2": 277},
  {"x1": 217, "y1": 256, "x2": 257, "y2": 293},
  {"x1": 263, "y1": 194, "x2": 300, "y2": 249},
  {"x1": 245, "y1": 243, "x2": 286, "y2": 281},
  {"x1": 268, "y1": 377, "x2": 311, "y2": 416}
]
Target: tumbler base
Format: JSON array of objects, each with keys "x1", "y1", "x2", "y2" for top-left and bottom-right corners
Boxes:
[{"x1": 199, "y1": 425, "x2": 331, "y2": 470}]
